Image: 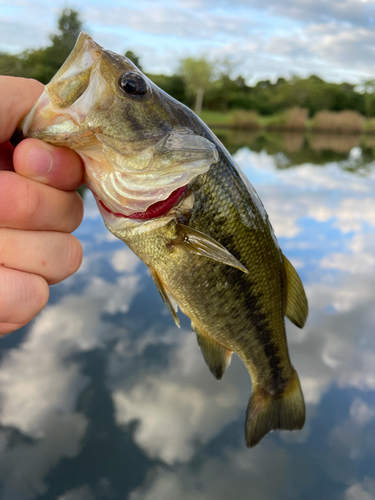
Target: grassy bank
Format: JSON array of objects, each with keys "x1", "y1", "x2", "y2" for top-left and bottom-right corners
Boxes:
[{"x1": 199, "y1": 108, "x2": 375, "y2": 134}]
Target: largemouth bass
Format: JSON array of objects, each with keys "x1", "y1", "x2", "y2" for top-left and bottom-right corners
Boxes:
[{"x1": 15, "y1": 32, "x2": 308, "y2": 447}]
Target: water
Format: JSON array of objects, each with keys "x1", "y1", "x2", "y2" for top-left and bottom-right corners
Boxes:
[{"x1": 1, "y1": 132, "x2": 375, "y2": 500}]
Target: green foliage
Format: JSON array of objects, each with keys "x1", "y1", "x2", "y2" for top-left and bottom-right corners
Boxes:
[
  {"x1": 362, "y1": 80, "x2": 375, "y2": 117},
  {"x1": 179, "y1": 57, "x2": 214, "y2": 113},
  {"x1": 179, "y1": 57, "x2": 213, "y2": 94},
  {"x1": 0, "y1": 8, "x2": 83, "y2": 83},
  {"x1": 125, "y1": 50, "x2": 143, "y2": 71},
  {"x1": 197, "y1": 74, "x2": 366, "y2": 119},
  {"x1": 146, "y1": 73, "x2": 187, "y2": 105}
]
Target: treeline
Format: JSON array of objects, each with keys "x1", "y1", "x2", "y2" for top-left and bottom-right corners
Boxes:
[
  {"x1": 2, "y1": 9, "x2": 375, "y2": 119},
  {"x1": 151, "y1": 73, "x2": 375, "y2": 118}
]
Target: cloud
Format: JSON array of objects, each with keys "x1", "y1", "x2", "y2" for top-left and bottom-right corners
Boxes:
[
  {"x1": 57, "y1": 485, "x2": 95, "y2": 500},
  {"x1": 329, "y1": 398, "x2": 375, "y2": 460},
  {"x1": 0, "y1": 273, "x2": 140, "y2": 436},
  {"x1": 0, "y1": 240, "x2": 141, "y2": 497},
  {"x1": 86, "y1": 5, "x2": 255, "y2": 41},
  {"x1": 235, "y1": 148, "x2": 375, "y2": 239},
  {"x1": 0, "y1": 15, "x2": 48, "y2": 52},
  {"x1": 111, "y1": 330, "x2": 245, "y2": 464},
  {"x1": 2, "y1": 0, "x2": 375, "y2": 83},
  {"x1": 265, "y1": 23, "x2": 375, "y2": 74},
  {"x1": 111, "y1": 248, "x2": 140, "y2": 273},
  {"x1": 128, "y1": 443, "x2": 291, "y2": 500},
  {"x1": 320, "y1": 252, "x2": 375, "y2": 274},
  {"x1": 181, "y1": 0, "x2": 375, "y2": 28},
  {"x1": 0, "y1": 414, "x2": 87, "y2": 500},
  {"x1": 345, "y1": 479, "x2": 375, "y2": 500}
]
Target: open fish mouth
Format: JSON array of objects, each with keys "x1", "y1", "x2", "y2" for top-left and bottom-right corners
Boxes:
[
  {"x1": 17, "y1": 31, "x2": 218, "y2": 218},
  {"x1": 97, "y1": 185, "x2": 187, "y2": 220}
]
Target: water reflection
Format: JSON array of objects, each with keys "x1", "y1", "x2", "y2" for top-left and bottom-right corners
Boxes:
[{"x1": 1, "y1": 133, "x2": 375, "y2": 499}]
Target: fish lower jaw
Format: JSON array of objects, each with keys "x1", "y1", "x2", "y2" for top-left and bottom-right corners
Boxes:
[{"x1": 94, "y1": 185, "x2": 188, "y2": 222}]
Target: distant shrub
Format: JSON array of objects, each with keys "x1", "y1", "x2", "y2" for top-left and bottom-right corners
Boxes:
[
  {"x1": 284, "y1": 107, "x2": 309, "y2": 130},
  {"x1": 264, "y1": 107, "x2": 308, "y2": 131},
  {"x1": 312, "y1": 110, "x2": 364, "y2": 133},
  {"x1": 229, "y1": 110, "x2": 260, "y2": 129}
]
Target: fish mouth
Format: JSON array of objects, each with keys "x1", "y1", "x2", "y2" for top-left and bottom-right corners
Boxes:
[{"x1": 97, "y1": 185, "x2": 187, "y2": 220}]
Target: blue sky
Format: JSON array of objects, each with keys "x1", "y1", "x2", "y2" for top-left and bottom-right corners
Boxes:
[{"x1": 1, "y1": 0, "x2": 375, "y2": 84}]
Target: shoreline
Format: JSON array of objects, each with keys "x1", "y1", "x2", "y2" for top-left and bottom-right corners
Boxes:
[{"x1": 199, "y1": 109, "x2": 375, "y2": 136}]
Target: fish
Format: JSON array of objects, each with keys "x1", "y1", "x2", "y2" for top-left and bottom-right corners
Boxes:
[{"x1": 14, "y1": 32, "x2": 308, "y2": 447}]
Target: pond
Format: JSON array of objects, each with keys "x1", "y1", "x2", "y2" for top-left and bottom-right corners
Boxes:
[{"x1": 1, "y1": 131, "x2": 375, "y2": 500}]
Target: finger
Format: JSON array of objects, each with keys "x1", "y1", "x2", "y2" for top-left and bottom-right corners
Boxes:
[
  {"x1": 0, "y1": 322, "x2": 28, "y2": 335},
  {"x1": 0, "y1": 229, "x2": 83, "y2": 285},
  {"x1": 0, "y1": 77, "x2": 44, "y2": 144},
  {"x1": 0, "y1": 266, "x2": 49, "y2": 334},
  {"x1": 13, "y1": 138, "x2": 85, "y2": 191},
  {"x1": 0, "y1": 171, "x2": 84, "y2": 232}
]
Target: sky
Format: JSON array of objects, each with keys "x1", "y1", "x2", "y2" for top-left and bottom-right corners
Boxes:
[{"x1": 1, "y1": 0, "x2": 375, "y2": 85}]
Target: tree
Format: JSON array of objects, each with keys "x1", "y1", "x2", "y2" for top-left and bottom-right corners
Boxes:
[
  {"x1": 0, "y1": 9, "x2": 83, "y2": 83},
  {"x1": 362, "y1": 79, "x2": 375, "y2": 117},
  {"x1": 124, "y1": 50, "x2": 142, "y2": 71},
  {"x1": 179, "y1": 57, "x2": 213, "y2": 114},
  {"x1": 50, "y1": 9, "x2": 83, "y2": 52},
  {"x1": 42, "y1": 9, "x2": 83, "y2": 81}
]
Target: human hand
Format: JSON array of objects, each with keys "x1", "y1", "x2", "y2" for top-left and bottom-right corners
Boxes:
[{"x1": 0, "y1": 76, "x2": 84, "y2": 334}]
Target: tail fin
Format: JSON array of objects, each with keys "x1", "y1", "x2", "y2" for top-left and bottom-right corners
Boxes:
[{"x1": 245, "y1": 368, "x2": 305, "y2": 448}]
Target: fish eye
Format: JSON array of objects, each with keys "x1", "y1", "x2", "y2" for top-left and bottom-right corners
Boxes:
[{"x1": 119, "y1": 72, "x2": 148, "y2": 96}]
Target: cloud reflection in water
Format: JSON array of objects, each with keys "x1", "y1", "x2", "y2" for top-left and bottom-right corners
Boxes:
[{"x1": 0, "y1": 143, "x2": 375, "y2": 498}]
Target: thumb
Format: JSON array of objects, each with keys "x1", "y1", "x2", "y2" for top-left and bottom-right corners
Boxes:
[
  {"x1": 0, "y1": 77, "x2": 44, "y2": 144},
  {"x1": 13, "y1": 138, "x2": 85, "y2": 191}
]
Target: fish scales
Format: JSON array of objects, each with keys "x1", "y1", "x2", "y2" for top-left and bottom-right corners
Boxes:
[
  {"x1": 14, "y1": 32, "x2": 308, "y2": 447},
  {"x1": 123, "y1": 138, "x2": 291, "y2": 393}
]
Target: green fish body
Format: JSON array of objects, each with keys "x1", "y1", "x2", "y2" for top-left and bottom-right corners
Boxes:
[{"x1": 16, "y1": 32, "x2": 308, "y2": 447}]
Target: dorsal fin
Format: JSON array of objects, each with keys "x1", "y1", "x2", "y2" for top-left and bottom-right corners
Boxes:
[
  {"x1": 282, "y1": 254, "x2": 308, "y2": 328},
  {"x1": 192, "y1": 323, "x2": 232, "y2": 380},
  {"x1": 149, "y1": 266, "x2": 180, "y2": 328},
  {"x1": 174, "y1": 223, "x2": 248, "y2": 273}
]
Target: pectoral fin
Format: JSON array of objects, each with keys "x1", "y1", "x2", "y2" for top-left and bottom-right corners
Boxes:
[
  {"x1": 282, "y1": 254, "x2": 308, "y2": 328},
  {"x1": 192, "y1": 323, "x2": 232, "y2": 380},
  {"x1": 149, "y1": 266, "x2": 180, "y2": 328},
  {"x1": 175, "y1": 224, "x2": 248, "y2": 273}
]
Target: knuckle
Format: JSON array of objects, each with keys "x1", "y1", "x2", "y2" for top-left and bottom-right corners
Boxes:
[
  {"x1": 31, "y1": 274, "x2": 50, "y2": 311},
  {"x1": 69, "y1": 192, "x2": 84, "y2": 230},
  {"x1": 0, "y1": 229, "x2": 9, "y2": 261},
  {"x1": 15, "y1": 180, "x2": 42, "y2": 225},
  {"x1": 66, "y1": 235, "x2": 83, "y2": 275},
  {"x1": 0, "y1": 173, "x2": 43, "y2": 228},
  {"x1": 50, "y1": 234, "x2": 82, "y2": 284},
  {"x1": 0, "y1": 268, "x2": 49, "y2": 325}
]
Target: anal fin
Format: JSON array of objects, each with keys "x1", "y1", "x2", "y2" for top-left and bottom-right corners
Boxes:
[
  {"x1": 282, "y1": 254, "x2": 308, "y2": 328},
  {"x1": 192, "y1": 323, "x2": 232, "y2": 380},
  {"x1": 149, "y1": 266, "x2": 180, "y2": 328},
  {"x1": 174, "y1": 223, "x2": 248, "y2": 274}
]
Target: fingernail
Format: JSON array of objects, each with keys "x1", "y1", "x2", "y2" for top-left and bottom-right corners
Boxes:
[{"x1": 27, "y1": 146, "x2": 53, "y2": 177}]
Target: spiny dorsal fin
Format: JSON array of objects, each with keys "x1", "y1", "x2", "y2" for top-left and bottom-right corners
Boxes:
[
  {"x1": 192, "y1": 323, "x2": 232, "y2": 380},
  {"x1": 149, "y1": 266, "x2": 180, "y2": 328},
  {"x1": 174, "y1": 223, "x2": 248, "y2": 274},
  {"x1": 282, "y1": 254, "x2": 308, "y2": 328}
]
